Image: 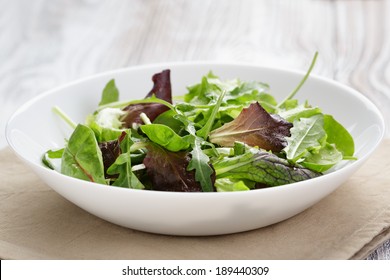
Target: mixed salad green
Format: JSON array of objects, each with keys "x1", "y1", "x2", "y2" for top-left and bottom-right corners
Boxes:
[{"x1": 43, "y1": 54, "x2": 356, "y2": 192}]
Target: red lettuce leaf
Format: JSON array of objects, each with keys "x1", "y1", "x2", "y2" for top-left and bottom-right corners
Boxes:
[
  {"x1": 122, "y1": 69, "x2": 172, "y2": 126},
  {"x1": 143, "y1": 143, "x2": 215, "y2": 192},
  {"x1": 209, "y1": 102, "x2": 292, "y2": 152},
  {"x1": 98, "y1": 131, "x2": 126, "y2": 178}
]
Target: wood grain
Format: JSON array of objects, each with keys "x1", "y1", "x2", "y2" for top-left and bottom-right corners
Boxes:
[{"x1": 0, "y1": 0, "x2": 389, "y2": 259}]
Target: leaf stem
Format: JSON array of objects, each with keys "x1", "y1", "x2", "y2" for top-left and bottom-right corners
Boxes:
[
  {"x1": 97, "y1": 96, "x2": 176, "y2": 112},
  {"x1": 140, "y1": 113, "x2": 152, "y2": 124},
  {"x1": 131, "y1": 163, "x2": 146, "y2": 172},
  {"x1": 277, "y1": 52, "x2": 318, "y2": 109},
  {"x1": 196, "y1": 90, "x2": 226, "y2": 139},
  {"x1": 52, "y1": 106, "x2": 77, "y2": 129},
  {"x1": 130, "y1": 141, "x2": 148, "y2": 152}
]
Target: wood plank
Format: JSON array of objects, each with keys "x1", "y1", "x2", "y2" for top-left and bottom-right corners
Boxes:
[{"x1": 0, "y1": 0, "x2": 388, "y2": 259}]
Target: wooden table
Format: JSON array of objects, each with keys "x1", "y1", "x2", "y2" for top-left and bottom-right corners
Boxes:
[{"x1": 0, "y1": 0, "x2": 389, "y2": 259}]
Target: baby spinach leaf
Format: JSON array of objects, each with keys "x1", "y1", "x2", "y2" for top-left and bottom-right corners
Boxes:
[
  {"x1": 283, "y1": 114, "x2": 326, "y2": 162},
  {"x1": 61, "y1": 124, "x2": 106, "y2": 184},
  {"x1": 98, "y1": 79, "x2": 119, "y2": 106},
  {"x1": 213, "y1": 149, "x2": 321, "y2": 187},
  {"x1": 301, "y1": 143, "x2": 343, "y2": 172},
  {"x1": 140, "y1": 124, "x2": 190, "y2": 152},
  {"x1": 153, "y1": 110, "x2": 185, "y2": 134},
  {"x1": 323, "y1": 114, "x2": 355, "y2": 157},
  {"x1": 209, "y1": 102, "x2": 292, "y2": 152}
]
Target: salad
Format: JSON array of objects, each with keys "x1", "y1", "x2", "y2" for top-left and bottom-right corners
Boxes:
[{"x1": 43, "y1": 53, "x2": 356, "y2": 192}]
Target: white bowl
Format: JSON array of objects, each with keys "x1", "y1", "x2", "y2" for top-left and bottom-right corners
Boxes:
[{"x1": 6, "y1": 62, "x2": 385, "y2": 235}]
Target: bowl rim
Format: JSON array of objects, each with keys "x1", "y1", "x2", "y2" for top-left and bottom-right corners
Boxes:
[{"x1": 5, "y1": 61, "x2": 386, "y2": 197}]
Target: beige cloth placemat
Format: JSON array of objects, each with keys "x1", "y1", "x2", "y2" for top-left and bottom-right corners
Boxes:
[{"x1": 1, "y1": 140, "x2": 389, "y2": 260}]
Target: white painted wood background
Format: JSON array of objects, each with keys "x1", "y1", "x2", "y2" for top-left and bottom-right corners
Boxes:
[{"x1": 0, "y1": 0, "x2": 389, "y2": 259}]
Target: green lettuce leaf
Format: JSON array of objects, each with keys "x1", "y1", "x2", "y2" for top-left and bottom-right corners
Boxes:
[
  {"x1": 301, "y1": 143, "x2": 343, "y2": 172},
  {"x1": 215, "y1": 178, "x2": 250, "y2": 192},
  {"x1": 61, "y1": 124, "x2": 106, "y2": 184},
  {"x1": 283, "y1": 114, "x2": 326, "y2": 162},
  {"x1": 278, "y1": 102, "x2": 322, "y2": 122},
  {"x1": 213, "y1": 148, "x2": 321, "y2": 187},
  {"x1": 323, "y1": 114, "x2": 355, "y2": 157}
]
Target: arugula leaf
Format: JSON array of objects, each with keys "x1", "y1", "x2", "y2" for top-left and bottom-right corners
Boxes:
[
  {"x1": 140, "y1": 124, "x2": 190, "y2": 152},
  {"x1": 184, "y1": 73, "x2": 225, "y2": 104},
  {"x1": 224, "y1": 80, "x2": 275, "y2": 112},
  {"x1": 196, "y1": 90, "x2": 226, "y2": 139},
  {"x1": 278, "y1": 102, "x2": 322, "y2": 122},
  {"x1": 107, "y1": 132, "x2": 145, "y2": 189},
  {"x1": 181, "y1": 74, "x2": 276, "y2": 129},
  {"x1": 209, "y1": 102, "x2": 292, "y2": 152},
  {"x1": 174, "y1": 114, "x2": 216, "y2": 192},
  {"x1": 61, "y1": 124, "x2": 107, "y2": 184},
  {"x1": 213, "y1": 149, "x2": 321, "y2": 187},
  {"x1": 187, "y1": 137, "x2": 215, "y2": 192},
  {"x1": 283, "y1": 114, "x2": 326, "y2": 162}
]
